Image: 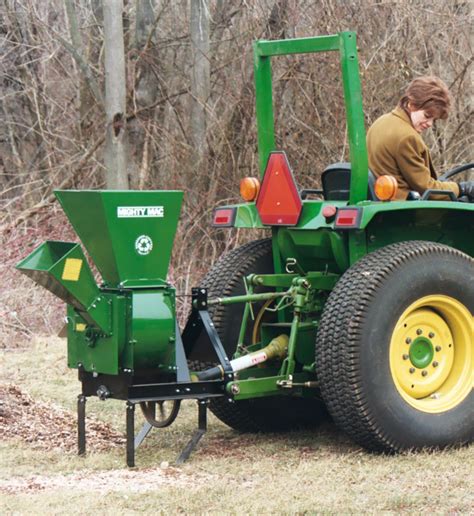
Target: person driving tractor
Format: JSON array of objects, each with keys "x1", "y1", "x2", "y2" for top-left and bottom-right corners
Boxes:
[{"x1": 367, "y1": 76, "x2": 474, "y2": 201}]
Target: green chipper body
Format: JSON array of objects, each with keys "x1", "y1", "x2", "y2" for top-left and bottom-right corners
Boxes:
[
  {"x1": 16, "y1": 31, "x2": 473, "y2": 466},
  {"x1": 17, "y1": 190, "x2": 183, "y2": 376}
]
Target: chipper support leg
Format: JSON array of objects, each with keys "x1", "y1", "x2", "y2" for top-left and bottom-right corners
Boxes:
[
  {"x1": 126, "y1": 401, "x2": 135, "y2": 468},
  {"x1": 78, "y1": 395, "x2": 86, "y2": 456},
  {"x1": 176, "y1": 399, "x2": 209, "y2": 465},
  {"x1": 134, "y1": 421, "x2": 153, "y2": 450}
]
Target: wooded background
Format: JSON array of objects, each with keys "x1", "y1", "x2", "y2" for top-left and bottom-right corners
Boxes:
[{"x1": 1, "y1": 0, "x2": 472, "y2": 265}]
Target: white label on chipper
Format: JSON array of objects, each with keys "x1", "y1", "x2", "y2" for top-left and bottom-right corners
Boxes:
[{"x1": 117, "y1": 206, "x2": 164, "y2": 218}]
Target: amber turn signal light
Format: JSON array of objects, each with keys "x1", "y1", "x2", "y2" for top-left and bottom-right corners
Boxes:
[
  {"x1": 374, "y1": 175, "x2": 398, "y2": 201},
  {"x1": 240, "y1": 177, "x2": 260, "y2": 201}
]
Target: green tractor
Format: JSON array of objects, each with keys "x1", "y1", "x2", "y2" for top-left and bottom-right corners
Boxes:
[{"x1": 17, "y1": 32, "x2": 473, "y2": 466}]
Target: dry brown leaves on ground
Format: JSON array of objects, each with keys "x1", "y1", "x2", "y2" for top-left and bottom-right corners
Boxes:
[{"x1": 0, "y1": 383, "x2": 124, "y2": 451}]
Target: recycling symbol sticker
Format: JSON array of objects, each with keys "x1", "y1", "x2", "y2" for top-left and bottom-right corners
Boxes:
[{"x1": 135, "y1": 235, "x2": 153, "y2": 256}]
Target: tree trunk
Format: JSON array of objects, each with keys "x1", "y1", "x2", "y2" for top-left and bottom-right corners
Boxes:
[
  {"x1": 189, "y1": 0, "x2": 210, "y2": 202},
  {"x1": 103, "y1": 0, "x2": 129, "y2": 189},
  {"x1": 134, "y1": 0, "x2": 157, "y2": 106},
  {"x1": 64, "y1": 0, "x2": 103, "y2": 139},
  {"x1": 128, "y1": 0, "x2": 157, "y2": 189}
]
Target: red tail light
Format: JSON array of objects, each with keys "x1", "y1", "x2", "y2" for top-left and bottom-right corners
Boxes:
[
  {"x1": 256, "y1": 151, "x2": 302, "y2": 226},
  {"x1": 334, "y1": 208, "x2": 362, "y2": 229},
  {"x1": 212, "y1": 208, "x2": 236, "y2": 227}
]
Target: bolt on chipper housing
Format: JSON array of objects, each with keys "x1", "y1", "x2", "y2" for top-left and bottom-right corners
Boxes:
[{"x1": 17, "y1": 32, "x2": 473, "y2": 466}]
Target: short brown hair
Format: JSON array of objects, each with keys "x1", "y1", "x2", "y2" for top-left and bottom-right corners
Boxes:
[{"x1": 399, "y1": 76, "x2": 452, "y2": 120}]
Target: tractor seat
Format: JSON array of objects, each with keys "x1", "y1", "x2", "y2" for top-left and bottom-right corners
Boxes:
[{"x1": 322, "y1": 162, "x2": 377, "y2": 201}]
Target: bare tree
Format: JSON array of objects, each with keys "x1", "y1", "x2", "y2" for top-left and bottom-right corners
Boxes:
[
  {"x1": 189, "y1": 0, "x2": 210, "y2": 202},
  {"x1": 130, "y1": 0, "x2": 157, "y2": 189},
  {"x1": 64, "y1": 0, "x2": 103, "y2": 137},
  {"x1": 1, "y1": 0, "x2": 472, "y2": 237},
  {"x1": 103, "y1": 0, "x2": 129, "y2": 189}
]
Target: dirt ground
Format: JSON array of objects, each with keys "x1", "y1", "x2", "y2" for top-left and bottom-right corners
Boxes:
[{"x1": 1, "y1": 463, "x2": 216, "y2": 495}]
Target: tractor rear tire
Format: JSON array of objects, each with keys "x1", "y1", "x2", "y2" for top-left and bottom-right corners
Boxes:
[
  {"x1": 198, "y1": 238, "x2": 327, "y2": 432},
  {"x1": 315, "y1": 241, "x2": 473, "y2": 452}
]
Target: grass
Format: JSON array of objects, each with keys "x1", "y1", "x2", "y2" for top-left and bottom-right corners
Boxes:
[{"x1": 1, "y1": 338, "x2": 473, "y2": 514}]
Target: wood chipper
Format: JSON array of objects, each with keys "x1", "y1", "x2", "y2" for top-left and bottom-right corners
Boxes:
[{"x1": 17, "y1": 32, "x2": 473, "y2": 467}]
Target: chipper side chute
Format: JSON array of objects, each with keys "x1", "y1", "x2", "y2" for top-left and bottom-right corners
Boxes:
[{"x1": 16, "y1": 240, "x2": 110, "y2": 335}]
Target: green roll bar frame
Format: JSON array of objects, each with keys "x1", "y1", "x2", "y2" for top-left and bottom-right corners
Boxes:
[{"x1": 253, "y1": 31, "x2": 369, "y2": 205}]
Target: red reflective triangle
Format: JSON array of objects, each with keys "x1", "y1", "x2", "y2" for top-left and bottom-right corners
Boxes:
[{"x1": 256, "y1": 152, "x2": 302, "y2": 226}]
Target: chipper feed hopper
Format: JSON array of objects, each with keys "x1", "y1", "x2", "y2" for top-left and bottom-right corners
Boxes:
[{"x1": 17, "y1": 32, "x2": 473, "y2": 466}]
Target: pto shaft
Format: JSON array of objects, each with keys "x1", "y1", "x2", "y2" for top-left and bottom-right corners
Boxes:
[{"x1": 193, "y1": 334, "x2": 289, "y2": 381}]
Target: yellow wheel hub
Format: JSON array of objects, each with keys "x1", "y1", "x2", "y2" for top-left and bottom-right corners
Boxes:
[{"x1": 390, "y1": 295, "x2": 473, "y2": 413}]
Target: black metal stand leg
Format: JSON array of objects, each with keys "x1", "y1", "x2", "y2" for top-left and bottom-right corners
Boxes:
[
  {"x1": 198, "y1": 399, "x2": 208, "y2": 431},
  {"x1": 135, "y1": 421, "x2": 153, "y2": 450},
  {"x1": 78, "y1": 395, "x2": 86, "y2": 456},
  {"x1": 176, "y1": 399, "x2": 208, "y2": 465},
  {"x1": 126, "y1": 402, "x2": 135, "y2": 468}
]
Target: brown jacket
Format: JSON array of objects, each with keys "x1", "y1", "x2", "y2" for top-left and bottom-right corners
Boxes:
[{"x1": 367, "y1": 107, "x2": 459, "y2": 200}]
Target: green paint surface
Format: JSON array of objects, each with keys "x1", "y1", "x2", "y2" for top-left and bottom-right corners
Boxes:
[
  {"x1": 55, "y1": 190, "x2": 183, "y2": 287},
  {"x1": 409, "y1": 337, "x2": 434, "y2": 369}
]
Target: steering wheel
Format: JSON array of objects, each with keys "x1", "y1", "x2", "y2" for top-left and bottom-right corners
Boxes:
[
  {"x1": 439, "y1": 162, "x2": 473, "y2": 181},
  {"x1": 439, "y1": 162, "x2": 473, "y2": 203}
]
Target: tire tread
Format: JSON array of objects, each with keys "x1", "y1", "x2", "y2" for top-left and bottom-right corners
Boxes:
[{"x1": 315, "y1": 240, "x2": 473, "y2": 452}]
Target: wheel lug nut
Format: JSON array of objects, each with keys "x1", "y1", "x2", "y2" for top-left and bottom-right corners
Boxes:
[
  {"x1": 402, "y1": 354, "x2": 409, "y2": 360},
  {"x1": 409, "y1": 367, "x2": 415, "y2": 374},
  {"x1": 416, "y1": 329, "x2": 423, "y2": 335},
  {"x1": 406, "y1": 338, "x2": 412, "y2": 344},
  {"x1": 422, "y1": 370, "x2": 428, "y2": 377},
  {"x1": 435, "y1": 346, "x2": 442, "y2": 352},
  {"x1": 429, "y1": 332, "x2": 435, "y2": 338},
  {"x1": 433, "y1": 361, "x2": 439, "y2": 367}
]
